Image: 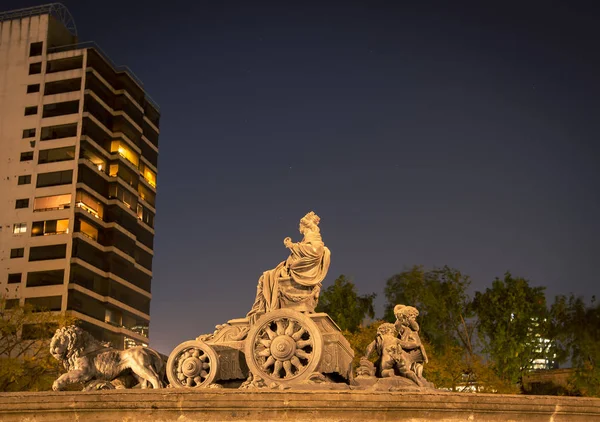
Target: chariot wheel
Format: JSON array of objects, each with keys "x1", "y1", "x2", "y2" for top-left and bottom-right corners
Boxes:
[
  {"x1": 167, "y1": 340, "x2": 218, "y2": 388},
  {"x1": 244, "y1": 309, "x2": 323, "y2": 386}
]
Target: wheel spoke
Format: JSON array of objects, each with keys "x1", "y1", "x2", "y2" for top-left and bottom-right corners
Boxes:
[
  {"x1": 292, "y1": 327, "x2": 306, "y2": 341},
  {"x1": 258, "y1": 348, "x2": 271, "y2": 357},
  {"x1": 283, "y1": 360, "x2": 293, "y2": 377},
  {"x1": 274, "y1": 360, "x2": 283, "y2": 377},
  {"x1": 290, "y1": 356, "x2": 303, "y2": 369},
  {"x1": 276, "y1": 320, "x2": 285, "y2": 335},
  {"x1": 259, "y1": 339, "x2": 272, "y2": 348},
  {"x1": 202, "y1": 362, "x2": 210, "y2": 369},
  {"x1": 265, "y1": 326, "x2": 277, "y2": 340},
  {"x1": 262, "y1": 356, "x2": 276, "y2": 370},
  {"x1": 295, "y1": 349, "x2": 310, "y2": 359},
  {"x1": 194, "y1": 376, "x2": 202, "y2": 385},
  {"x1": 296, "y1": 339, "x2": 312, "y2": 348},
  {"x1": 200, "y1": 370, "x2": 208, "y2": 378},
  {"x1": 285, "y1": 320, "x2": 295, "y2": 336},
  {"x1": 187, "y1": 376, "x2": 194, "y2": 386}
]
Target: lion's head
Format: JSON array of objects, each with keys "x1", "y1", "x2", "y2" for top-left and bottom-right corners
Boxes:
[{"x1": 50, "y1": 325, "x2": 107, "y2": 363}]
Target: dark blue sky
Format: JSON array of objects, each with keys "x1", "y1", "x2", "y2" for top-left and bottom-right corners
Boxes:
[{"x1": 8, "y1": 1, "x2": 599, "y2": 353}]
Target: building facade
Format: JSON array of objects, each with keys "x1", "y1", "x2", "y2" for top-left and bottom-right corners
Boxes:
[{"x1": 0, "y1": 4, "x2": 159, "y2": 349}]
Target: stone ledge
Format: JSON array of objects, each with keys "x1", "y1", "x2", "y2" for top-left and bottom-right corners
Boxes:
[{"x1": 0, "y1": 389, "x2": 599, "y2": 421}]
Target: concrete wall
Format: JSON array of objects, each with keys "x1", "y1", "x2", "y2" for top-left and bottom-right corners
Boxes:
[
  {"x1": 0, "y1": 389, "x2": 599, "y2": 421},
  {"x1": 0, "y1": 13, "x2": 79, "y2": 311}
]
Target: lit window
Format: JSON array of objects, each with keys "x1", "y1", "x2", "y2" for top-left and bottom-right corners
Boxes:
[
  {"x1": 31, "y1": 219, "x2": 69, "y2": 236},
  {"x1": 13, "y1": 223, "x2": 27, "y2": 234},
  {"x1": 138, "y1": 183, "x2": 155, "y2": 207},
  {"x1": 141, "y1": 164, "x2": 157, "y2": 188},
  {"x1": 110, "y1": 141, "x2": 139, "y2": 167},
  {"x1": 79, "y1": 220, "x2": 99, "y2": 241},
  {"x1": 75, "y1": 190, "x2": 104, "y2": 219},
  {"x1": 33, "y1": 194, "x2": 71, "y2": 212}
]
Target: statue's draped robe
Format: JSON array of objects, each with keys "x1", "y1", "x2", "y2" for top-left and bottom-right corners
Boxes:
[{"x1": 247, "y1": 231, "x2": 330, "y2": 325}]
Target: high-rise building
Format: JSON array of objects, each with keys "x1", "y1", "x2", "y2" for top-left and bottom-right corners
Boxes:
[{"x1": 0, "y1": 4, "x2": 159, "y2": 349}]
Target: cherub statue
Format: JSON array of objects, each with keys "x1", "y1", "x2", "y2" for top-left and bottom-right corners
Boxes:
[
  {"x1": 361, "y1": 305, "x2": 431, "y2": 387},
  {"x1": 246, "y1": 211, "x2": 331, "y2": 325},
  {"x1": 393, "y1": 304, "x2": 428, "y2": 380}
]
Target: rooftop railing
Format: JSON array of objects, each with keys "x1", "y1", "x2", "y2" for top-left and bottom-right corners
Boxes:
[{"x1": 0, "y1": 3, "x2": 77, "y2": 36}]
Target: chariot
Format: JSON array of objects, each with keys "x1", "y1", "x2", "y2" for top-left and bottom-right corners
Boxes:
[{"x1": 166, "y1": 308, "x2": 354, "y2": 388}]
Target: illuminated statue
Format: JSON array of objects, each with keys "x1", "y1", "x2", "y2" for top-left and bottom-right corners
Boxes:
[
  {"x1": 50, "y1": 326, "x2": 165, "y2": 391},
  {"x1": 393, "y1": 304, "x2": 428, "y2": 379},
  {"x1": 166, "y1": 211, "x2": 352, "y2": 389},
  {"x1": 359, "y1": 305, "x2": 432, "y2": 388},
  {"x1": 246, "y1": 211, "x2": 331, "y2": 325}
]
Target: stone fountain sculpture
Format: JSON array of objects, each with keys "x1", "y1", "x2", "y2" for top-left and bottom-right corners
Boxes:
[
  {"x1": 166, "y1": 211, "x2": 354, "y2": 389},
  {"x1": 50, "y1": 325, "x2": 165, "y2": 391},
  {"x1": 50, "y1": 212, "x2": 433, "y2": 392}
]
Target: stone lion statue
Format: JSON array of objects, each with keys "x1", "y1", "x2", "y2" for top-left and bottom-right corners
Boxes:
[{"x1": 50, "y1": 325, "x2": 165, "y2": 391}]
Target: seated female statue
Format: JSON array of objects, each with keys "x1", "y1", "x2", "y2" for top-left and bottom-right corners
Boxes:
[{"x1": 246, "y1": 211, "x2": 330, "y2": 325}]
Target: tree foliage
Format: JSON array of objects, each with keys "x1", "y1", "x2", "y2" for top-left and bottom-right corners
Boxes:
[
  {"x1": 423, "y1": 340, "x2": 518, "y2": 394},
  {"x1": 472, "y1": 273, "x2": 549, "y2": 385},
  {"x1": 343, "y1": 320, "x2": 383, "y2": 369},
  {"x1": 316, "y1": 275, "x2": 375, "y2": 332},
  {"x1": 384, "y1": 265, "x2": 523, "y2": 392},
  {"x1": 384, "y1": 265, "x2": 473, "y2": 351},
  {"x1": 550, "y1": 295, "x2": 600, "y2": 397},
  {"x1": 0, "y1": 296, "x2": 76, "y2": 392}
]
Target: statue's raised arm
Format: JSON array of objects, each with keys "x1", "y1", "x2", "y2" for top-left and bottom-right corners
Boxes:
[{"x1": 246, "y1": 211, "x2": 331, "y2": 325}]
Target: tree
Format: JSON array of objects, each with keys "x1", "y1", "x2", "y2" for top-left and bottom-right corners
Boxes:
[
  {"x1": 316, "y1": 275, "x2": 376, "y2": 332},
  {"x1": 0, "y1": 296, "x2": 76, "y2": 391},
  {"x1": 343, "y1": 320, "x2": 383, "y2": 369},
  {"x1": 550, "y1": 295, "x2": 600, "y2": 397},
  {"x1": 384, "y1": 265, "x2": 515, "y2": 392},
  {"x1": 384, "y1": 265, "x2": 473, "y2": 351},
  {"x1": 472, "y1": 273, "x2": 549, "y2": 385}
]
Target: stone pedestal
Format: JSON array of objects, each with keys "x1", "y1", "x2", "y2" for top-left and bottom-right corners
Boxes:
[{"x1": 1, "y1": 389, "x2": 599, "y2": 421}]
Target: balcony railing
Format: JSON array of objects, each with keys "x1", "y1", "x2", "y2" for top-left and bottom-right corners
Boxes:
[
  {"x1": 76, "y1": 202, "x2": 102, "y2": 219},
  {"x1": 81, "y1": 156, "x2": 110, "y2": 176},
  {"x1": 33, "y1": 204, "x2": 71, "y2": 212}
]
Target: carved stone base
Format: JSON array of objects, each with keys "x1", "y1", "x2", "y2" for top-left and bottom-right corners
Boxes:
[{"x1": 3, "y1": 389, "x2": 599, "y2": 421}]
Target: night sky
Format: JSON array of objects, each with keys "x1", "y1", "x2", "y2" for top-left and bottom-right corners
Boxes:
[{"x1": 6, "y1": 1, "x2": 599, "y2": 354}]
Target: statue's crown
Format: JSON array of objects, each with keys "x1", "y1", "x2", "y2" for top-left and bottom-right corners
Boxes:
[{"x1": 302, "y1": 211, "x2": 320, "y2": 226}]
